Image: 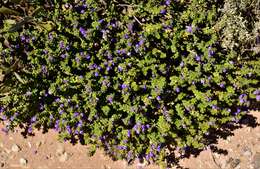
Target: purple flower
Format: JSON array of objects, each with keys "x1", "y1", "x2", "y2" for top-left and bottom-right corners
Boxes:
[
  {"x1": 180, "y1": 61, "x2": 184, "y2": 67},
  {"x1": 127, "y1": 130, "x2": 131, "y2": 137},
  {"x1": 94, "y1": 72, "x2": 99, "y2": 77},
  {"x1": 156, "y1": 145, "x2": 161, "y2": 152},
  {"x1": 234, "y1": 108, "x2": 241, "y2": 115},
  {"x1": 219, "y1": 83, "x2": 225, "y2": 88},
  {"x1": 59, "y1": 41, "x2": 65, "y2": 49},
  {"x1": 48, "y1": 33, "x2": 53, "y2": 40},
  {"x1": 55, "y1": 98, "x2": 60, "y2": 102},
  {"x1": 107, "y1": 96, "x2": 113, "y2": 103},
  {"x1": 21, "y1": 35, "x2": 26, "y2": 41},
  {"x1": 74, "y1": 112, "x2": 79, "y2": 117},
  {"x1": 41, "y1": 65, "x2": 48, "y2": 75},
  {"x1": 139, "y1": 39, "x2": 145, "y2": 46},
  {"x1": 59, "y1": 110, "x2": 64, "y2": 115},
  {"x1": 98, "y1": 19, "x2": 104, "y2": 23},
  {"x1": 165, "y1": 0, "x2": 171, "y2": 6},
  {"x1": 186, "y1": 25, "x2": 193, "y2": 33},
  {"x1": 79, "y1": 27, "x2": 87, "y2": 37},
  {"x1": 117, "y1": 145, "x2": 127, "y2": 150},
  {"x1": 239, "y1": 94, "x2": 247, "y2": 103},
  {"x1": 195, "y1": 54, "x2": 201, "y2": 62},
  {"x1": 160, "y1": 9, "x2": 166, "y2": 14},
  {"x1": 28, "y1": 126, "x2": 33, "y2": 133},
  {"x1": 121, "y1": 84, "x2": 127, "y2": 89},
  {"x1": 253, "y1": 90, "x2": 260, "y2": 95},
  {"x1": 212, "y1": 105, "x2": 218, "y2": 110},
  {"x1": 256, "y1": 95, "x2": 260, "y2": 101},
  {"x1": 30, "y1": 116, "x2": 36, "y2": 123},
  {"x1": 175, "y1": 87, "x2": 180, "y2": 93},
  {"x1": 66, "y1": 125, "x2": 72, "y2": 134},
  {"x1": 156, "y1": 96, "x2": 161, "y2": 101},
  {"x1": 208, "y1": 46, "x2": 214, "y2": 57},
  {"x1": 124, "y1": 34, "x2": 129, "y2": 39},
  {"x1": 61, "y1": 54, "x2": 67, "y2": 59}
]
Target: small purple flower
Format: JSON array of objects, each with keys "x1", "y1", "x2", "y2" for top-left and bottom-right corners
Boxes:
[
  {"x1": 141, "y1": 125, "x2": 146, "y2": 132},
  {"x1": 30, "y1": 116, "x2": 36, "y2": 123},
  {"x1": 186, "y1": 25, "x2": 193, "y2": 33},
  {"x1": 59, "y1": 41, "x2": 65, "y2": 49},
  {"x1": 195, "y1": 54, "x2": 201, "y2": 62},
  {"x1": 94, "y1": 72, "x2": 99, "y2": 77},
  {"x1": 28, "y1": 126, "x2": 33, "y2": 133},
  {"x1": 74, "y1": 112, "x2": 79, "y2": 117},
  {"x1": 124, "y1": 34, "x2": 129, "y2": 39},
  {"x1": 180, "y1": 61, "x2": 184, "y2": 67},
  {"x1": 156, "y1": 145, "x2": 161, "y2": 152},
  {"x1": 48, "y1": 33, "x2": 53, "y2": 40},
  {"x1": 200, "y1": 79, "x2": 205, "y2": 84},
  {"x1": 253, "y1": 90, "x2": 260, "y2": 95},
  {"x1": 160, "y1": 9, "x2": 166, "y2": 14},
  {"x1": 107, "y1": 96, "x2": 113, "y2": 103},
  {"x1": 21, "y1": 35, "x2": 26, "y2": 41},
  {"x1": 219, "y1": 83, "x2": 225, "y2": 88},
  {"x1": 208, "y1": 46, "x2": 214, "y2": 57},
  {"x1": 117, "y1": 145, "x2": 127, "y2": 150},
  {"x1": 79, "y1": 27, "x2": 87, "y2": 37},
  {"x1": 127, "y1": 130, "x2": 131, "y2": 137},
  {"x1": 59, "y1": 110, "x2": 64, "y2": 115},
  {"x1": 98, "y1": 19, "x2": 104, "y2": 23},
  {"x1": 121, "y1": 84, "x2": 127, "y2": 89},
  {"x1": 212, "y1": 105, "x2": 218, "y2": 110},
  {"x1": 234, "y1": 108, "x2": 241, "y2": 115},
  {"x1": 61, "y1": 54, "x2": 67, "y2": 59},
  {"x1": 66, "y1": 125, "x2": 72, "y2": 134},
  {"x1": 41, "y1": 65, "x2": 48, "y2": 75},
  {"x1": 156, "y1": 96, "x2": 161, "y2": 101},
  {"x1": 256, "y1": 95, "x2": 260, "y2": 101},
  {"x1": 165, "y1": 0, "x2": 171, "y2": 6},
  {"x1": 239, "y1": 94, "x2": 247, "y2": 103}
]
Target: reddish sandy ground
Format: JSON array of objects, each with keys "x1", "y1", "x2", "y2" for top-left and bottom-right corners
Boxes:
[{"x1": 0, "y1": 111, "x2": 260, "y2": 169}]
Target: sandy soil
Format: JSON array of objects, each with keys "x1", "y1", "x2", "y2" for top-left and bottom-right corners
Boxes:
[{"x1": 0, "y1": 111, "x2": 259, "y2": 169}]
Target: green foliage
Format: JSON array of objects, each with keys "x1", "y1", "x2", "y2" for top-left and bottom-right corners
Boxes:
[{"x1": 0, "y1": 0, "x2": 259, "y2": 167}]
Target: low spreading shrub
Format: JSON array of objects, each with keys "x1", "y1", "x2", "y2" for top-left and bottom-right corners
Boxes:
[{"x1": 0, "y1": 0, "x2": 259, "y2": 167}]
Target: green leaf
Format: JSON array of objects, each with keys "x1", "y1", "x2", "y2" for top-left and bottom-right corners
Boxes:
[
  {"x1": 0, "y1": 6, "x2": 21, "y2": 15},
  {"x1": 14, "y1": 72, "x2": 25, "y2": 84}
]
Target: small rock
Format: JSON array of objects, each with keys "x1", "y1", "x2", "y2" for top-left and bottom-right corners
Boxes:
[
  {"x1": 19, "y1": 158, "x2": 28, "y2": 166},
  {"x1": 253, "y1": 152, "x2": 260, "y2": 169},
  {"x1": 11, "y1": 144, "x2": 21, "y2": 152},
  {"x1": 4, "y1": 148, "x2": 11, "y2": 154},
  {"x1": 229, "y1": 158, "x2": 241, "y2": 169},
  {"x1": 28, "y1": 142, "x2": 32, "y2": 148},
  {"x1": 0, "y1": 162, "x2": 5, "y2": 168},
  {"x1": 59, "y1": 152, "x2": 69, "y2": 162},
  {"x1": 242, "y1": 146, "x2": 252, "y2": 157},
  {"x1": 56, "y1": 145, "x2": 65, "y2": 156},
  {"x1": 36, "y1": 141, "x2": 42, "y2": 148},
  {"x1": 0, "y1": 142, "x2": 3, "y2": 148}
]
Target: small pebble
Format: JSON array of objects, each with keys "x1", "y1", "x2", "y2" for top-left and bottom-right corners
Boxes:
[
  {"x1": 36, "y1": 141, "x2": 42, "y2": 148},
  {"x1": 253, "y1": 152, "x2": 260, "y2": 169},
  {"x1": 19, "y1": 158, "x2": 28, "y2": 166},
  {"x1": 11, "y1": 144, "x2": 21, "y2": 152},
  {"x1": 230, "y1": 158, "x2": 241, "y2": 169},
  {"x1": 59, "y1": 152, "x2": 69, "y2": 162},
  {"x1": 56, "y1": 145, "x2": 65, "y2": 156},
  {"x1": 242, "y1": 146, "x2": 252, "y2": 157},
  {"x1": 0, "y1": 162, "x2": 4, "y2": 168}
]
